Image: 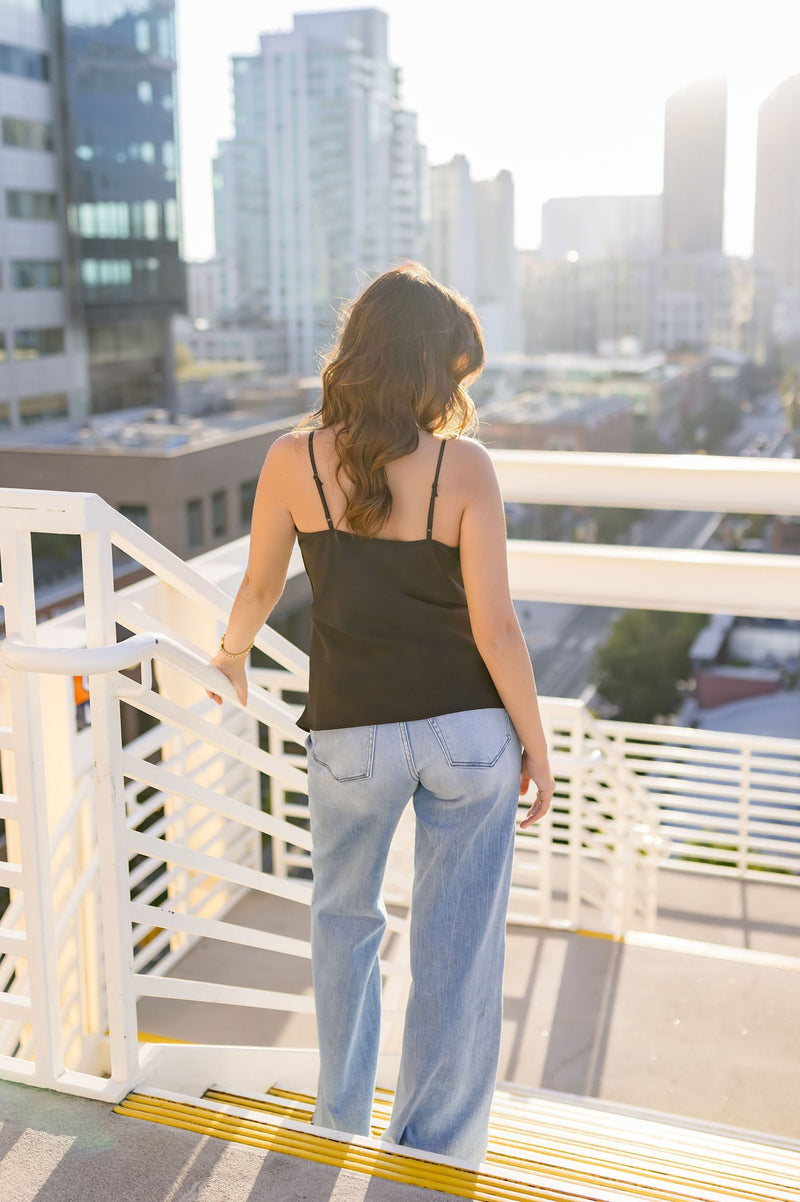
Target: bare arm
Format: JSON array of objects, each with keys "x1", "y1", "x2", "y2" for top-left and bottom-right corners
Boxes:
[
  {"x1": 459, "y1": 441, "x2": 555, "y2": 821},
  {"x1": 206, "y1": 435, "x2": 297, "y2": 705}
]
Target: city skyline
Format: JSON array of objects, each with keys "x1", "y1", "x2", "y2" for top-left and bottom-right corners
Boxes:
[{"x1": 176, "y1": 0, "x2": 800, "y2": 263}]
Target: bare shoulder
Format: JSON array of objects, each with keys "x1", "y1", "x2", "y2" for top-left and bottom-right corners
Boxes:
[
  {"x1": 264, "y1": 428, "x2": 311, "y2": 467},
  {"x1": 444, "y1": 435, "x2": 497, "y2": 492}
]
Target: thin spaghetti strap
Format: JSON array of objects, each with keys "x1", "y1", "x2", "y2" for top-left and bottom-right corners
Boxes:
[
  {"x1": 426, "y1": 438, "x2": 447, "y2": 540},
  {"x1": 308, "y1": 430, "x2": 334, "y2": 531}
]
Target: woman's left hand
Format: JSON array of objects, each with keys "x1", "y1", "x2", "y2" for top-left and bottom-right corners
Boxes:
[{"x1": 205, "y1": 650, "x2": 248, "y2": 707}]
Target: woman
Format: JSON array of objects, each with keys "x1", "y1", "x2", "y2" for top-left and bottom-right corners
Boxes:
[{"x1": 206, "y1": 261, "x2": 556, "y2": 1164}]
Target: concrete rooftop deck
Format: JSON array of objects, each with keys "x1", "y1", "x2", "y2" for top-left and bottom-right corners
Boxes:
[
  {"x1": 2, "y1": 867, "x2": 799, "y2": 1202},
  {"x1": 135, "y1": 865, "x2": 800, "y2": 1142},
  {"x1": 0, "y1": 1077, "x2": 452, "y2": 1202}
]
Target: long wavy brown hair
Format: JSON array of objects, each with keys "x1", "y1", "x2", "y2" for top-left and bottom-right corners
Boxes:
[{"x1": 295, "y1": 261, "x2": 485, "y2": 537}]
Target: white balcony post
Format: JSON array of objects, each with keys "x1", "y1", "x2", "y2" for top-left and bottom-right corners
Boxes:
[
  {"x1": 80, "y1": 524, "x2": 140, "y2": 1089},
  {"x1": 267, "y1": 681, "x2": 289, "y2": 878},
  {"x1": 608, "y1": 792, "x2": 634, "y2": 939},
  {"x1": 1, "y1": 527, "x2": 64, "y2": 1085},
  {"x1": 567, "y1": 708, "x2": 585, "y2": 929}
]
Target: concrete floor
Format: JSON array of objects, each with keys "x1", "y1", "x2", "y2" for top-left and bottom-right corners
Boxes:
[
  {"x1": 3, "y1": 865, "x2": 799, "y2": 1202},
  {"x1": 0, "y1": 1080, "x2": 457, "y2": 1202},
  {"x1": 136, "y1": 866, "x2": 800, "y2": 1141}
]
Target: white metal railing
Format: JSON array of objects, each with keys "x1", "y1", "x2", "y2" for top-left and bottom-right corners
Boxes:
[
  {"x1": 0, "y1": 629, "x2": 319, "y2": 1096},
  {"x1": 0, "y1": 630, "x2": 665, "y2": 1091},
  {"x1": 0, "y1": 448, "x2": 798, "y2": 1102},
  {"x1": 597, "y1": 719, "x2": 800, "y2": 881},
  {"x1": 0, "y1": 488, "x2": 658, "y2": 1101}
]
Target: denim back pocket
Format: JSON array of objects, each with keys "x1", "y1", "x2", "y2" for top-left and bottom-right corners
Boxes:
[
  {"x1": 308, "y1": 724, "x2": 376, "y2": 782},
  {"x1": 428, "y1": 707, "x2": 512, "y2": 768}
]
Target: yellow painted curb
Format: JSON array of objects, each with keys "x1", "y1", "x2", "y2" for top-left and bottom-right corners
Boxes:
[
  {"x1": 574, "y1": 930, "x2": 625, "y2": 942},
  {"x1": 137, "y1": 1030, "x2": 192, "y2": 1045}
]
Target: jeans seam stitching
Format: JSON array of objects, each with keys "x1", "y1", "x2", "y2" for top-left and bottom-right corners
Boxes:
[{"x1": 399, "y1": 721, "x2": 417, "y2": 777}]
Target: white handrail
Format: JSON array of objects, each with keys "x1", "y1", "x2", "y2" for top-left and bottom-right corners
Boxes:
[
  {"x1": 491, "y1": 448, "x2": 800, "y2": 513},
  {"x1": 0, "y1": 632, "x2": 304, "y2": 744}
]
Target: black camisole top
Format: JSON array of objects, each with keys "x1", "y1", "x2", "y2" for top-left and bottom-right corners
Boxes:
[{"x1": 294, "y1": 429, "x2": 504, "y2": 732}]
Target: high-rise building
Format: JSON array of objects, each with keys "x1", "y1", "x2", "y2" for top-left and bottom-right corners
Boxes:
[
  {"x1": 428, "y1": 157, "x2": 521, "y2": 353},
  {"x1": 214, "y1": 9, "x2": 426, "y2": 376},
  {"x1": 753, "y1": 73, "x2": 800, "y2": 290},
  {"x1": 0, "y1": 0, "x2": 186, "y2": 433},
  {"x1": 662, "y1": 78, "x2": 727, "y2": 254},
  {"x1": 60, "y1": 0, "x2": 186, "y2": 414},
  {"x1": 475, "y1": 171, "x2": 521, "y2": 352},
  {"x1": 428, "y1": 155, "x2": 476, "y2": 299},
  {"x1": 540, "y1": 195, "x2": 662, "y2": 261}
]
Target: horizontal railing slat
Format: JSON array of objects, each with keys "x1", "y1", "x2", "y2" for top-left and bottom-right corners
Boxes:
[
  {"x1": 0, "y1": 863, "x2": 23, "y2": 889},
  {"x1": 0, "y1": 991, "x2": 31, "y2": 1019},
  {"x1": 120, "y1": 751, "x2": 312, "y2": 852},
  {"x1": 0, "y1": 928, "x2": 26, "y2": 956},
  {"x1": 133, "y1": 972, "x2": 316, "y2": 1014}
]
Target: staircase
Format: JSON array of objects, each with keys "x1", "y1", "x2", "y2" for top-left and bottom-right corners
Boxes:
[
  {"x1": 113, "y1": 1073, "x2": 800, "y2": 1201},
  {"x1": 3, "y1": 481, "x2": 800, "y2": 1196}
]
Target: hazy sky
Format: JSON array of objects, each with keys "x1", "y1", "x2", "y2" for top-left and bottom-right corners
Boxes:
[{"x1": 176, "y1": 0, "x2": 800, "y2": 262}]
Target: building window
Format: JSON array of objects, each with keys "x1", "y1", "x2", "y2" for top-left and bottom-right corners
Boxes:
[
  {"x1": 211, "y1": 489, "x2": 228, "y2": 537},
  {"x1": 11, "y1": 260, "x2": 62, "y2": 289},
  {"x1": 186, "y1": 498, "x2": 203, "y2": 548},
  {"x1": 13, "y1": 328, "x2": 65, "y2": 358},
  {"x1": 6, "y1": 190, "x2": 58, "y2": 220},
  {"x1": 18, "y1": 393, "x2": 68, "y2": 424},
  {"x1": 157, "y1": 15, "x2": 174, "y2": 59},
  {"x1": 0, "y1": 43, "x2": 50, "y2": 82},
  {"x1": 137, "y1": 80, "x2": 153, "y2": 103},
  {"x1": 161, "y1": 140, "x2": 176, "y2": 182},
  {"x1": 164, "y1": 198, "x2": 179, "y2": 240},
  {"x1": 239, "y1": 479, "x2": 258, "y2": 526},
  {"x1": 2, "y1": 116, "x2": 54, "y2": 151},
  {"x1": 143, "y1": 199, "x2": 159, "y2": 238},
  {"x1": 76, "y1": 201, "x2": 130, "y2": 238},
  {"x1": 119, "y1": 504, "x2": 150, "y2": 534},
  {"x1": 0, "y1": 332, "x2": 6, "y2": 362},
  {"x1": 0, "y1": 401, "x2": 9, "y2": 428},
  {"x1": 134, "y1": 18, "x2": 151, "y2": 53},
  {"x1": 81, "y1": 259, "x2": 133, "y2": 291}
]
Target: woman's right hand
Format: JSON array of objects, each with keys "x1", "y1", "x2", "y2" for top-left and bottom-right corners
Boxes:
[{"x1": 519, "y1": 751, "x2": 556, "y2": 828}]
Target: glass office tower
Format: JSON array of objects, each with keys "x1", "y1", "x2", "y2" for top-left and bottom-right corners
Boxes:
[{"x1": 58, "y1": 0, "x2": 186, "y2": 413}]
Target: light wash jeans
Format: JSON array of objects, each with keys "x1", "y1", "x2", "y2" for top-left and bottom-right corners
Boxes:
[{"x1": 303, "y1": 706, "x2": 522, "y2": 1163}]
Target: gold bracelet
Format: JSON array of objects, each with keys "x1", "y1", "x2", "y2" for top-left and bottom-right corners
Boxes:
[{"x1": 219, "y1": 632, "x2": 254, "y2": 658}]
